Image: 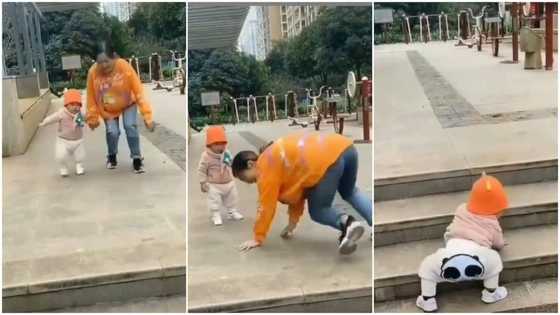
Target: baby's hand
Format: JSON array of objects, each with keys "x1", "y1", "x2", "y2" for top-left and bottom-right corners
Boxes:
[
  {"x1": 38, "y1": 121, "x2": 45, "y2": 127},
  {"x1": 200, "y1": 182, "x2": 209, "y2": 193}
]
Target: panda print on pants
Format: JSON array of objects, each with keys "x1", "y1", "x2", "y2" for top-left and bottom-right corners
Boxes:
[
  {"x1": 418, "y1": 238, "x2": 503, "y2": 284},
  {"x1": 440, "y1": 254, "x2": 485, "y2": 282}
]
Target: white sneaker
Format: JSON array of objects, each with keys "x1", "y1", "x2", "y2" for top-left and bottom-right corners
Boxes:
[
  {"x1": 482, "y1": 286, "x2": 508, "y2": 304},
  {"x1": 211, "y1": 212, "x2": 223, "y2": 226},
  {"x1": 60, "y1": 167, "x2": 69, "y2": 177},
  {"x1": 416, "y1": 295, "x2": 438, "y2": 312},
  {"x1": 227, "y1": 209, "x2": 244, "y2": 220},
  {"x1": 75, "y1": 163, "x2": 85, "y2": 175},
  {"x1": 338, "y1": 215, "x2": 365, "y2": 255}
]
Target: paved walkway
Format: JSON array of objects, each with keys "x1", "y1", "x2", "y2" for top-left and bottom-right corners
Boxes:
[
  {"x1": 3, "y1": 85, "x2": 185, "y2": 307},
  {"x1": 375, "y1": 42, "x2": 557, "y2": 180},
  {"x1": 188, "y1": 120, "x2": 372, "y2": 311}
]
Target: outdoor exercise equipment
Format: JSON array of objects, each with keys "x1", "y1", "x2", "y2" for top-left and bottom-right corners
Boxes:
[
  {"x1": 520, "y1": 26, "x2": 543, "y2": 68},
  {"x1": 347, "y1": 72, "x2": 372, "y2": 144},
  {"x1": 150, "y1": 53, "x2": 163, "y2": 82},
  {"x1": 170, "y1": 50, "x2": 186, "y2": 94},
  {"x1": 306, "y1": 86, "x2": 326, "y2": 130},
  {"x1": 420, "y1": 13, "x2": 430, "y2": 43},
  {"x1": 266, "y1": 93, "x2": 277, "y2": 122},
  {"x1": 288, "y1": 117, "x2": 308, "y2": 128},
  {"x1": 285, "y1": 90, "x2": 299, "y2": 118},
  {"x1": 401, "y1": 13, "x2": 449, "y2": 44},
  {"x1": 402, "y1": 14, "x2": 412, "y2": 44},
  {"x1": 129, "y1": 56, "x2": 140, "y2": 75}
]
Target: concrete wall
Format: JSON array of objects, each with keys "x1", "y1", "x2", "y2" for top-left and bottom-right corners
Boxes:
[
  {"x1": 39, "y1": 72, "x2": 49, "y2": 89},
  {"x1": 15, "y1": 74, "x2": 40, "y2": 99},
  {"x1": 3, "y1": 79, "x2": 23, "y2": 156},
  {"x1": 3, "y1": 76, "x2": 51, "y2": 157}
]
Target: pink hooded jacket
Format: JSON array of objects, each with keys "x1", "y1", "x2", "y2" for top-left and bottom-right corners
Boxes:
[
  {"x1": 444, "y1": 203, "x2": 505, "y2": 250},
  {"x1": 197, "y1": 149, "x2": 233, "y2": 185}
]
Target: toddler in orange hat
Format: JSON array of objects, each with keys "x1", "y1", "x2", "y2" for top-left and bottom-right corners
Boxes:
[
  {"x1": 197, "y1": 126, "x2": 243, "y2": 225},
  {"x1": 416, "y1": 172, "x2": 509, "y2": 312},
  {"x1": 39, "y1": 89, "x2": 86, "y2": 177}
]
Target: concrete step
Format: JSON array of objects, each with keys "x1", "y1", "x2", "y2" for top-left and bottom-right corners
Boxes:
[
  {"x1": 374, "y1": 225, "x2": 557, "y2": 302},
  {"x1": 3, "y1": 265, "x2": 185, "y2": 312},
  {"x1": 189, "y1": 287, "x2": 372, "y2": 313},
  {"x1": 375, "y1": 278, "x2": 557, "y2": 313},
  {"x1": 375, "y1": 159, "x2": 557, "y2": 201},
  {"x1": 375, "y1": 181, "x2": 557, "y2": 246},
  {"x1": 54, "y1": 294, "x2": 185, "y2": 313}
]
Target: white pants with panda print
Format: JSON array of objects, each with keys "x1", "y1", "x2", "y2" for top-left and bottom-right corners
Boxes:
[{"x1": 418, "y1": 238, "x2": 503, "y2": 297}]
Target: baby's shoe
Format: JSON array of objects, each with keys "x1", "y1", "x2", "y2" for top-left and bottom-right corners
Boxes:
[
  {"x1": 75, "y1": 163, "x2": 85, "y2": 175},
  {"x1": 416, "y1": 295, "x2": 438, "y2": 312},
  {"x1": 211, "y1": 212, "x2": 223, "y2": 226},
  {"x1": 60, "y1": 167, "x2": 69, "y2": 177},
  {"x1": 227, "y1": 209, "x2": 244, "y2": 220},
  {"x1": 481, "y1": 286, "x2": 508, "y2": 304}
]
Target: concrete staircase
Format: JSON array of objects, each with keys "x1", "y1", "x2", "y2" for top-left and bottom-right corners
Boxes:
[{"x1": 374, "y1": 160, "x2": 558, "y2": 312}]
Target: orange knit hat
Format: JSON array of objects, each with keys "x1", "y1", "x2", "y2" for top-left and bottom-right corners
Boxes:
[
  {"x1": 64, "y1": 89, "x2": 82, "y2": 107},
  {"x1": 467, "y1": 172, "x2": 509, "y2": 216},
  {"x1": 206, "y1": 125, "x2": 227, "y2": 146}
]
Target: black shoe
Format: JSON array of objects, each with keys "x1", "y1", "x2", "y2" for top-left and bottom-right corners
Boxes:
[
  {"x1": 338, "y1": 215, "x2": 365, "y2": 255},
  {"x1": 106, "y1": 154, "x2": 117, "y2": 169},
  {"x1": 133, "y1": 158, "x2": 145, "y2": 173}
]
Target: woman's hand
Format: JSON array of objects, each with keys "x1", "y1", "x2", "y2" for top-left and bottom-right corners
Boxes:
[
  {"x1": 88, "y1": 120, "x2": 99, "y2": 131},
  {"x1": 144, "y1": 120, "x2": 155, "y2": 132},
  {"x1": 280, "y1": 222, "x2": 297, "y2": 239},
  {"x1": 239, "y1": 239, "x2": 261, "y2": 252}
]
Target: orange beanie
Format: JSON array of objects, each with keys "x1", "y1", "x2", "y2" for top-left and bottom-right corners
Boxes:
[
  {"x1": 64, "y1": 89, "x2": 82, "y2": 107},
  {"x1": 206, "y1": 125, "x2": 227, "y2": 146},
  {"x1": 467, "y1": 173, "x2": 509, "y2": 216}
]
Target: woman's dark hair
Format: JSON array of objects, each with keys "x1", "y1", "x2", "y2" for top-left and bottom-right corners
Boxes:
[
  {"x1": 96, "y1": 40, "x2": 117, "y2": 59},
  {"x1": 231, "y1": 151, "x2": 258, "y2": 177}
]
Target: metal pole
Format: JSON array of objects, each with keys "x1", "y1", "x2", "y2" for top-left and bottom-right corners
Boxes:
[
  {"x1": 284, "y1": 94, "x2": 288, "y2": 117},
  {"x1": 233, "y1": 98, "x2": 240, "y2": 124},
  {"x1": 467, "y1": 12, "x2": 472, "y2": 38},
  {"x1": 512, "y1": 2, "x2": 519, "y2": 63},
  {"x1": 439, "y1": 14, "x2": 442, "y2": 40},
  {"x1": 252, "y1": 96, "x2": 259, "y2": 121},
  {"x1": 445, "y1": 14, "x2": 449, "y2": 41},
  {"x1": 265, "y1": 94, "x2": 270, "y2": 121},
  {"x1": 361, "y1": 77, "x2": 371, "y2": 143},
  {"x1": 246, "y1": 97, "x2": 250, "y2": 122},
  {"x1": 148, "y1": 55, "x2": 152, "y2": 82},
  {"x1": 419, "y1": 16, "x2": 424, "y2": 42},
  {"x1": 545, "y1": 2, "x2": 554, "y2": 70},
  {"x1": 406, "y1": 17, "x2": 412, "y2": 43},
  {"x1": 426, "y1": 15, "x2": 432, "y2": 41},
  {"x1": 457, "y1": 13, "x2": 461, "y2": 38},
  {"x1": 271, "y1": 95, "x2": 277, "y2": 120},
  {"x1": 32, "y1": 10, "x2": 45, "y2": 73}
]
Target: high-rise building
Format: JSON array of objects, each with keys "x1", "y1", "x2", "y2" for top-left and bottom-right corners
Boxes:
[
  {"x1": 281, "y1": 5, "x2": 322, "y2": 39},
  {"x1": 239, "y1": 5, "x2": 322, "y2": 59},
  {"x1": 238, "y1": 7, "x2": 266, "y2": 60},
  {"x1": 262, "y1": 6, "x2": 283, "y2": 54},
  {"x1": 102, "y1": 2, "x2": 137, "y2": 22}
]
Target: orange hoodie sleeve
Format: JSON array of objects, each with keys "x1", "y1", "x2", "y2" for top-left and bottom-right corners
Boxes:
[
  {"x1": 254, "y1": 165, "x2": 282, "y2": 244},
  {"x1": 123, "y1": 61, "x2": 153, "y2": 124},
  {"x1": 86, "y1": 68, "x2": 100, "y2": 125},
  {"x1": 288, "y1": 198, "x2": 305, "y2": 225}
]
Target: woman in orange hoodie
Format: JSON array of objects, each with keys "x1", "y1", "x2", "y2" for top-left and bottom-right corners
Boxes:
[
  {"x1": 86, "y1": 45, "x2": 154, "y2": 173},
  {"x1": 232, "y1": 132, "x2": 372, "y2": 255}
]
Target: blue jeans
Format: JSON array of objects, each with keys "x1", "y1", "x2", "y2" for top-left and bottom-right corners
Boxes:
[
  {"x1": 104, "y1": 105, "x2": 141, "y2": 159},
  {"x1": 307, "y1": 146, "x2": 372, "y2": 231}
]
